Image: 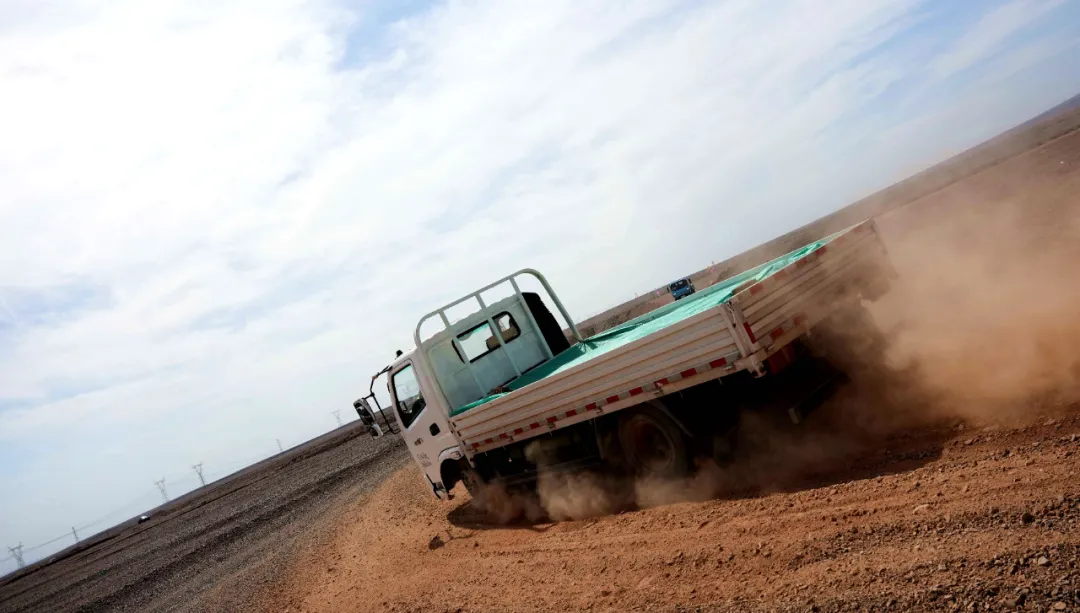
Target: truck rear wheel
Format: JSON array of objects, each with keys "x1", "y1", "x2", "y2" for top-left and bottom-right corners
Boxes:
[{"x1": 617, "y1": 406, "x2": 689, "y2": 480}]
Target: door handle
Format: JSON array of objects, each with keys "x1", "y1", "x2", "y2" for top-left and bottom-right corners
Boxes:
[{"x1": 429, "y1": 423, "x2": 440, "y2": 436}]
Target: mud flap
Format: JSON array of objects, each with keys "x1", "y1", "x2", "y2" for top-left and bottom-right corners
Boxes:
[{"x1": 426, "y1": 474, "x2": 446, "y2": 500}]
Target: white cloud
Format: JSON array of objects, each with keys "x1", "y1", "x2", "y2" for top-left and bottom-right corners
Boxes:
[
  {"x1": 1, "y1": 0, "x2": 1079, "y2": 564},
  {"x1": 929, "y1": 0, "x2": 1066, "y2": 80}
]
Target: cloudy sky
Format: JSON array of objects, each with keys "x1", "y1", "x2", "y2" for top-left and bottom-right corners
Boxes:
[{"x1": 2, "y1": 0, "x2": 1079, "y2": 569}]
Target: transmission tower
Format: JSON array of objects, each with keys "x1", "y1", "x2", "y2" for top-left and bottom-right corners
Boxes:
[
  {"x1": 7, "y1": 544, "x2": 24, "y2": 569},
  {"x1": 193, "y1": 462, "x2": 206, "y2": 487},
  {"x1": 332, "y1": 410, "x2": 343, "y2": 427},
  {"x1": 155, "y1": 478, "x2": 169, "y2": 503},
  {"x1": 72, "y1": 527, "x2": 79, "y2": 543},
  {"x1": 276, "y1": 439, "x2": 283, "y2": 453}
]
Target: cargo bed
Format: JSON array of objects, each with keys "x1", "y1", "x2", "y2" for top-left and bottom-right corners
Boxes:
[{"x1": 449, "y1": 219, "x2": 891, "y2": 456}]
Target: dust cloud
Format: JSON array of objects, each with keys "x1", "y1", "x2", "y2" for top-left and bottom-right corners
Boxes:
[
  {"x1": 468, "y1": 196, "x2": 1080, "y2": 523},
  {"x1": 872, "y1": 198, "x2": 1080, "y2": 422}
]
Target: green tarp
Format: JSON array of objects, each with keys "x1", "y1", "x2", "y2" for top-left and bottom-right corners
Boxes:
[{"x1": 449, "y1": 229, "x2": 844, "y2": 418}]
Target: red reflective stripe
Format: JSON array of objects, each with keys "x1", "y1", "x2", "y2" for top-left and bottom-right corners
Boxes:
[
  {"x1": 546, "y1": 416, "x2": 558, "y2": 424},
  {"x1": 484, "y1": 438, "x2": 493, "y2": 444},
  {"x1": 794, "y1": 314, "x2": 808, "y2": 327},
  {"x1": 606, "y1": 394, "x2": 621, "y2": 404},
  {"x1": 585, "y1": 402, "x2": 598, "y2": 411},
  {"x1": 514, "y1": 428, "x2": 524, "y2": 435},
  {"x1": 743, "y1": 322, "x2": 757, "y2": 342},
  {"x1": 472, "y1": 443, "x2": 480, "y2": 449},
  {"x1": 566, "y1": 408, "x2": 578, "y2": 418},
  {"x1": 770, "y1": 327, "x2": 785, "y2": 341},
  {"x1": 499, "y1": 433, "x2": 508, "y2": 439},
  {"x1": 709, "y1": 357, "x2": 727, "y2": 369},
  {"x1": 654, "y1": 377, "x2": 669, "y2": 386},
  {"x1": 817, "y1": 245, "x2": 828, "y2": 255},
  {"x1": 629, "y1": 387, "x2": 644, "y2": 396},
  {"x1": 749, "y1": 283, "x2": 764, "y2": 295},
  {"x1": 680, "y1": 368, "x2": 697, "y2": 378},
  {"x1": 530, "y1": 422, "x2": 540, "y2": 429},
  {"x1": 796, "y1": 258, "x2": 808, "y2": 268}
]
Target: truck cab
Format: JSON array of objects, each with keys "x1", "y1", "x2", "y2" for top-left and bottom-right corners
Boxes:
[
  {"x1": 370, "y1": 271, "x2": 577, "y2": 498},
  {"x1": 668, "y1": 277, "x2": 695, "y2": 300},
  {"x1": 384, "y1": 349, "x2": 461, "y2": 497}
]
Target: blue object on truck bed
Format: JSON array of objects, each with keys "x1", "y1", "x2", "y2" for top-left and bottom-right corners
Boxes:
[{"x1": 450, "y1": 228, "x2": 845, "y2": 417}]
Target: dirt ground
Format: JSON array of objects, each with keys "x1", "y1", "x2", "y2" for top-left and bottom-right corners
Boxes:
[
  {"x1": 0, "y1": 424, "x2": 410, "y2": 613},
  {"x1": 259, "y1": 411, "x2": 1080, "y2": 613},
  {"x1": 255, "y1": 116, "x2": 1080, "y2": 612}
]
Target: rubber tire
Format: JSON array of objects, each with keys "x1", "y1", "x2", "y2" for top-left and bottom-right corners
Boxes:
[
  {"x1": 616, "y1": 406, "x2": 690, "y2": 480},
  {"x1": 461, "y1": 466, "x2": 484, "y2": 499}
]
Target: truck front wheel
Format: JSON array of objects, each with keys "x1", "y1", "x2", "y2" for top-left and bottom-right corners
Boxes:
[{"x1": 617, "y1": 406, "x2": 689, "y2": 480}]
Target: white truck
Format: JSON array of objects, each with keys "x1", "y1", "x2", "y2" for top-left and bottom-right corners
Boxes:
[{"x1": 353, "y1": 220, "x2": 894, "y2": 500}]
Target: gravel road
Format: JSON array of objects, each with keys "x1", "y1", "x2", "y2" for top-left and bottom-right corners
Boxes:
[{"x1": 0, "y1": 423, "x2": 409, "y2": 613}]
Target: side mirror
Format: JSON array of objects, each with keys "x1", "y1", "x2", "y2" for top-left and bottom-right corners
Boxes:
[{"x1": 353, "y1": 398, "x2": 376, "y2": 428}]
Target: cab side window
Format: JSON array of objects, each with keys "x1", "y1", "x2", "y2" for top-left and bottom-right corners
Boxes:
[
  {"x1": 391, "y1": 364, "x2": 425, "y2": 429},
  {"x1": 455, "y1": 312, "x2": 521, "y2": 363}
]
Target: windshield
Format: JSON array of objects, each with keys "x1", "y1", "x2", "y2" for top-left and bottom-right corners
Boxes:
[{"x1": 669, "y1": 279, "x2": 689, "y2": 291}]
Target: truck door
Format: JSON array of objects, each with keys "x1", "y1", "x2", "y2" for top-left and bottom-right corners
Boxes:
[{"x1": 389, "y1": 361, "x2": 458, "y2": 491}]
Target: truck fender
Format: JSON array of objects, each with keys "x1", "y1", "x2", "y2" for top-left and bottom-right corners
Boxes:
[{"x1": 437, "y1": 447, "x2": 466, "y2": 494}]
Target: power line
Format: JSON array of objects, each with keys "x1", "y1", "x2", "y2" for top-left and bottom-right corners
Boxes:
[
  {"x1": 154, "y1": 478, "x2": 169, "y2": 504},
  {"x1": 76, "y1": 488, "x2": 160, "y2": 531},
  {"x1": 24, "y1": 533, "x2": 73, "y2": 553},
  {"x1": 4, "y1": 490, "x2": 159, "y2": 564},
  {"x1": 6, "y1": 437, "x2": 330, "y2": 567}
]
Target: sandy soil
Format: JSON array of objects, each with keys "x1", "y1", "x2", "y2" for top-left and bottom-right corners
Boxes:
[{"x1": 259, "y1": 411, "x2": 1080, "y2": 613}]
